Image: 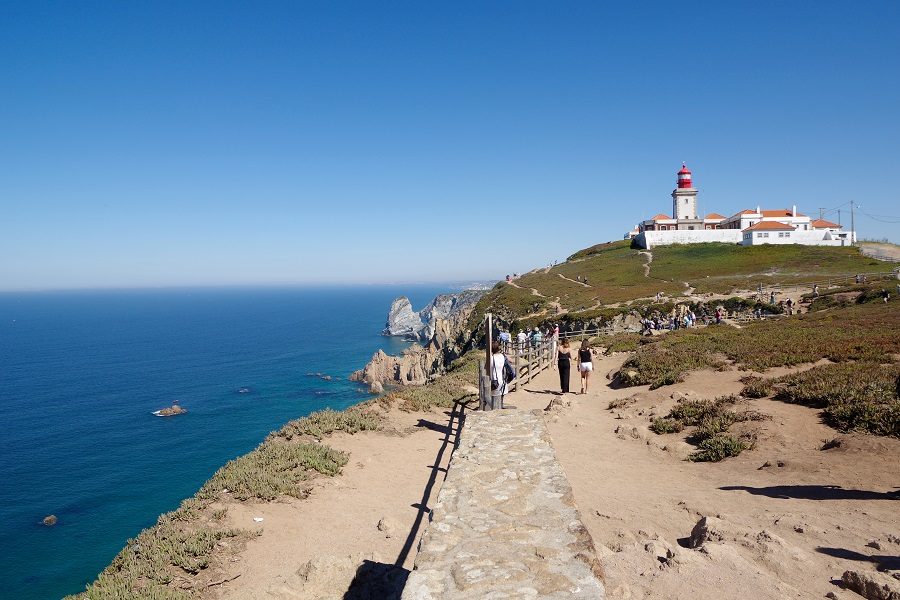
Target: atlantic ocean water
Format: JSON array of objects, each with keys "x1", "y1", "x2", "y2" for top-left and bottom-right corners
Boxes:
[{"x1": 0, "y1": 285, "x2": 452, "y2": 599}]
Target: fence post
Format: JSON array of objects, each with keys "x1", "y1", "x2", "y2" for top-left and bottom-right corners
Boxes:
[
  {"x1": 478, "y1": 361, "x2": 486, "y2": 411},
  {"x1": 527, "y1": 345, "x2": 533, "y2": 383},
  {"x1": 514, "y1": 347, "x2": 520, "y2": 392}
]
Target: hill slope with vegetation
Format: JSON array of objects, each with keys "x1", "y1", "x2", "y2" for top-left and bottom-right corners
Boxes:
[{"x1": 472, "y1": 241, "x2": 896, "y2": 328}]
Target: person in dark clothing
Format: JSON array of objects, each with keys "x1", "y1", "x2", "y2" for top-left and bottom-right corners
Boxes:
[{"x1": 557, "y1": 338, "x2": 572, "y2": 393}]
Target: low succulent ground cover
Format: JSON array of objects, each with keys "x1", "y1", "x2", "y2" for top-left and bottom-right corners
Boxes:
[
  {"x1": 650, "y1": 395, "x2": 767, "y2": 461},
  {"x1": 742, "y1": 362, "x2": 900, "y2": 438},
  {"x1": 70, "y1": 351, "x2": 478, "y2": 599}
]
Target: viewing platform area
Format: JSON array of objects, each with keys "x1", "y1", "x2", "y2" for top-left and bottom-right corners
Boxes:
[{"x1": 401, "y1": 410, "x2": 605, "y2": 599}]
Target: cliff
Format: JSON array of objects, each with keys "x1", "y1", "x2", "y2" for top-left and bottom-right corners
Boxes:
[
  {"x1": 355, "y1": 297, "x2": 478, "y2": 386},
  {"x1": 383, "y1": 289, "x2": 486, "y2": 341}
]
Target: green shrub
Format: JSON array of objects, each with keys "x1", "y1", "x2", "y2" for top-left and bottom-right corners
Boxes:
[
  {"x1": 276, "y1": 408, "x2": 380, "y2": 441},
  {"x1": 650, "y1": 417, "x2": 684, "y2": 434},
  {"x1": 740, "y1": 375, "x2": 774, "y2": 398},
  {"x1": 689, "y1": 434, "x2": 750, "y2": 462},
  {"x1": 198, "y1": 441, "x2": 348, "y2": 501}
]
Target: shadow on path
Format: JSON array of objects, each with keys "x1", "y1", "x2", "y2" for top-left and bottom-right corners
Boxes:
[
  {"x1": 815, "y1": 547, "x2": 900, "y2": 571},
  {"x1": 394, "y1": 395, "x2": 475, "y2": 568},
  {"x1": 343, "y1": 559, "x2": 409, "y2": 600},
  {"x1": 720, "y1": 484, "x2": 900, "y2": 501}
]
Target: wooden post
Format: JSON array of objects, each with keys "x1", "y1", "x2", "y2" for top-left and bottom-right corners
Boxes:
[
  {"x1": 482, "y1": 313, "x2": 492, "y2": 411},
  {"x1": 527, "y1": 345, "x2": 533, "y2": 383},
  {"x1": 514, "y1": 346, "x2": 520, "y2": 392}
]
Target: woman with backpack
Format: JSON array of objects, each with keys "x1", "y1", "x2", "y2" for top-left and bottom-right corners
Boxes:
[{"x1": 488, "y1": 340, "x2": 510, "y2": 410}]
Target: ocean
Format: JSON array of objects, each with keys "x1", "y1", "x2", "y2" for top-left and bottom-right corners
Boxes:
[{"x1": 0, "y1": 285, "x2": 451, "y2": 599}]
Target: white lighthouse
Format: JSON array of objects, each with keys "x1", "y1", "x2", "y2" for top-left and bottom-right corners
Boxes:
[{"x1": 672, "y1": 163, "x2": 698, "y2": 220}]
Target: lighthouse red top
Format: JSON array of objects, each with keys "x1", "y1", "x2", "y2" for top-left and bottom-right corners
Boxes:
[{"x1": 677, "y1": 163, "x2": 692, "y2": 189}]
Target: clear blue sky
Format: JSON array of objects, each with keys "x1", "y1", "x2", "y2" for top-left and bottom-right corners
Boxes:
[{"x1": 2, "y1": 1, "x2": 898, "y2": 291}]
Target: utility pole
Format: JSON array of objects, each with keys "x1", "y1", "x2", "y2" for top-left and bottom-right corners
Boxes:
[
  {"x1": 850, "y1": 201, "x2": 856, "y2": 246},
  {"x1": 819, "y1": 208, "x2": 826, "y2": 220}
]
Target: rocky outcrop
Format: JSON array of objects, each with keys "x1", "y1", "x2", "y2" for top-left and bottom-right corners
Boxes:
[
  {"x1": 154, "y1": 404, "x2": 187, "y2": 417},
  {"x1": 42, "y1": 515, "x2": 58, "y2": 526},
  {"x1": 383, "y1": 297, "x2": 424, "y2": 338},
  {"x1": 841, "y1": 570, "x2": 900, "y2": 600},
  {"x1": 356, "y1": 292, "x2": 481, "y2": 387},
  {"x1": 383, "y1": 289, "x2": 485, "y2": 341}
]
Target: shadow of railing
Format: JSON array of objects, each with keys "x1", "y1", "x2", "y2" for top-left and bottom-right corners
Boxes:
[{"x1": 393, "y1": 395, "x2": 475, "y2": 568}]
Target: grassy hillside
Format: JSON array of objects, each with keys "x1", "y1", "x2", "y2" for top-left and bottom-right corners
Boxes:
[{"x1": 472, "y1": 241, "x2": 896, "y2": 327}]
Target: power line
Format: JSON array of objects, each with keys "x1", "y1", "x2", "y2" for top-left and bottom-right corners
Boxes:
[{"x1": 857, "y1": 207, "x2": 900, "y2": 223}]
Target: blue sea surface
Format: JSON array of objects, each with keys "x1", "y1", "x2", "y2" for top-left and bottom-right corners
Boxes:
[{"x1": 0, "y1": 285, "x2": 450, "y2": 599}]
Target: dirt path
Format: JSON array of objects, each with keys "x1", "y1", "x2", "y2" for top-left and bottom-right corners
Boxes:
[
  {"x1": 505, "y1": 360, "x2": 900, "y2": 599},
  {"x1": 638, "y1": 250, "x2": 653, "y2": 277},
  {"x1": 557, "y1": 272, "x2": 592, "y2": 287}
]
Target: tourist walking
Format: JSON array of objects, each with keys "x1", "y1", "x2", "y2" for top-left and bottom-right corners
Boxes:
[
  {"x1": 516, "y1": 330, "x2": 527, "y2": 354},
  {"x1": 577, "y1": 340, "x2": 593, "y2": 394},
  {"x1": 488, "y1": 341, "x2": 509, "y2": 410},
  {"x1": 557, "y1": 338, "x2": 572, "y2": 394}
]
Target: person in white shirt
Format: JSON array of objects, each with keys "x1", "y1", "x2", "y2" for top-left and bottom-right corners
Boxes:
[{"x1": 488, "y1": 341, "x2": 508, "y2": 409}]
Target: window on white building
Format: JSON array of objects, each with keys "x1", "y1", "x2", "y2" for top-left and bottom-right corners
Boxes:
[{"x1": 785, "y1": 232, "x2": 790, "y2": 237}]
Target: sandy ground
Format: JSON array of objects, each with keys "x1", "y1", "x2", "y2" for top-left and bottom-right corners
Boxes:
[
  {"x1": 208, "y1": 405, "x2": 470, "y2": 599},
  {"x1": 513, "y1": 357, "x2": 900, "y2": 599},
  {"x1": 205, "y1": 354, "x2": 899, "y2": 599}
]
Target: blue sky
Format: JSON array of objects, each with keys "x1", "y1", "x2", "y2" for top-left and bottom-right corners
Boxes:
[{"x1": 2, "y1": 1, "x2": 898, "y2": 290}]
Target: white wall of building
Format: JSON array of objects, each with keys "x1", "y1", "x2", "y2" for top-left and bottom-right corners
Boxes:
[
  {"x1": 635, "y1": 228, "x2": 856, "y2": 250},
  {"x1": 742, "y1": 230, "x2": 856, "y2": 247},
  {"x1": 635, "y1": 229, "x2": 742, "y2": 249}
]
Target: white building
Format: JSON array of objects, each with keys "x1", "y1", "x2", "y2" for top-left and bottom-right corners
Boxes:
[{"x1": 630, "y1": 165, "x2": 855, "y2": 249}]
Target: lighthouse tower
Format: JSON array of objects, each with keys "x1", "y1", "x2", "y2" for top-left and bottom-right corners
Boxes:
[{"x1": 672, "y1": 163, "x2": 699, "y2": 220}]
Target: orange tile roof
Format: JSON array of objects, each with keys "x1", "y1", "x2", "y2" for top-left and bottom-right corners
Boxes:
[
  {"x1": 743, "y1": 221, "x2": 796, "y2": 232},
  {"x1": 651, "y1": 213, "x2": 673, "y2": 221},
  {"x1": 738, "y1": 209, "x2": 757, "y2": 215},
  {"x1": 810, "y1": 218, "x2": 841, "y2": 228},
  {"x1": 761, "y1": 209, "x2": 807, "y2": 218},
  {"x1": 704, "y1": 213, "x2": 726, "y2": 220}
]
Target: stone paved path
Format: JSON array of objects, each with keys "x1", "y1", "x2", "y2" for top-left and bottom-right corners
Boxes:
[{"x1": 401, "y1": 410, "x2": 605, "y2": 599}]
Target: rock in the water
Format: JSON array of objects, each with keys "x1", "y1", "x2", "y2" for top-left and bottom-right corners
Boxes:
[
  {"x1": 369, "y1": 381, "x2": 384, "y2": 394},
  {"x1": 42, "y1": 515, "x2": 58, "y2": 526},
  {"x1": 841, "y1": 570, "x2": 900, "y2": 600},
  {"x1": 154, "y1": 404, "x2": 187, "y2": 417}
]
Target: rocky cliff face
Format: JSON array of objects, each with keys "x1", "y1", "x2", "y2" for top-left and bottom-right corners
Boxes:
[
  {"x1": 356, "y1": 291, "x2": 483, "y2": 387},
  {"x1": 383, "y1": 297, "x2": 425, "y2": 338},
  {"x1": 383, "y1": 289, "x2": 485, "y2": 341}
]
